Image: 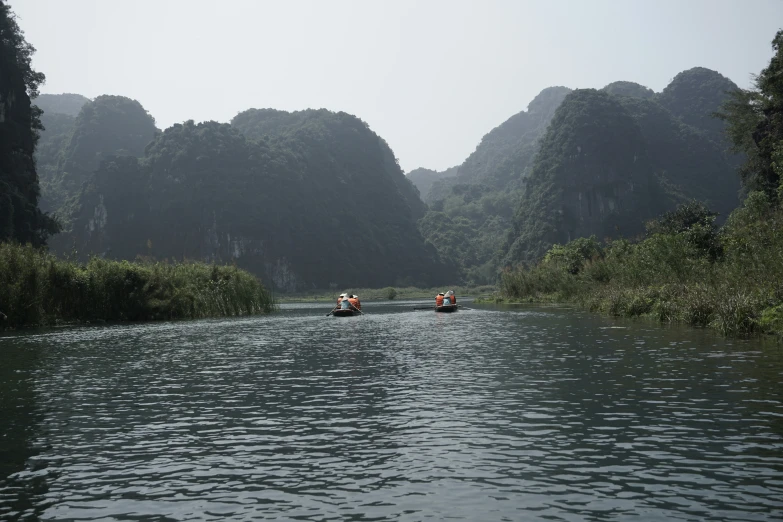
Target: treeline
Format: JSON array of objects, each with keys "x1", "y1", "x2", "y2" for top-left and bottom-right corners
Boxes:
[
  {"x1": 0, "y1": 3, "x2": 276, "y2": 326},
  {"x1": 409, "y1": 69, "x2": 742, "y2": 283},
  {"x1": 499, "y1": 30, "x2": 783, "y2": 337},
  {"x1": 0, "y1": 243, "x2": 275, "y2": 327}
]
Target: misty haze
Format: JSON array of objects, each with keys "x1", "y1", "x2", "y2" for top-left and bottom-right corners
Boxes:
[{"x1": 2, "y1": 1, "x2": 783, "y2": 520}]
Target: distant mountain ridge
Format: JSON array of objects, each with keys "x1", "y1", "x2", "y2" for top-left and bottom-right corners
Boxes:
[
  {"x1": 34, "y1": 93, "x2": 90, "y2": 117},
  {"x1": 412, "y1": 67, "x2": 742, "y2": 280},
  {"x1": 46, "y1": 105, "x2": 454, "y2": 290}
]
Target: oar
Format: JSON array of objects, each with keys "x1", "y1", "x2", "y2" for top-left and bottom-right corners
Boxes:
[{"x1": 326, "y1": 307, "x2": 338, "y2": 316}]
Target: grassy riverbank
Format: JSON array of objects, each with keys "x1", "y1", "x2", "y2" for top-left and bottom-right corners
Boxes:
[
  {"x1": 495, "y1": 196, "x2": 783, "y2": 338},
  {"x1": 0, "y1": 243, "x2": 275, "y2": 328},
  {"x1": 277, "y1": 285, "x2": 496, "y2": 303}
]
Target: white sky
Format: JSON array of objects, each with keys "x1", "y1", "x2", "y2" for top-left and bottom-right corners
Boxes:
[{"x1": 12, "y1": 0, "x2": 783, "y2": 172}]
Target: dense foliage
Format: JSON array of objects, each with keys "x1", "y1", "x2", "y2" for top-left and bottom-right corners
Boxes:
[
  {"x1": 61, "y1": 112, "x2": 454, "y2": 291},
  {"x1": 658, "y1": 67, "x2": 739, "y2": 143},
  {"x1": 40, "y1": 95, "x2": 158, "y2": 219},
  {"x1": 499, "y1": 32, "x2": 783, "y2": 338},
  {"x1": 503, "y1": 70, "x2": 742, "y2": 267},
  {"x1": 414, "y1": 69, "x2": 741, "y2": 284},
  {"x1": 499, "y1": 195, "x2": 783, "y2": 337},
  {"x1": 506, "y1": 89, "x2": 657, "y2": 265},
  {"x1": 617, "y1": 96, "x2": 739, "y2": 217},
  {"x1": 0, "y1": 2, "x2": 58, "y2": 245},
  {"x1": 602, "y1": 81, "x2": 655, "y2": 100},
  {"x1": 718, "y1": 31, "x2": 783, "y2": 201},
  {"x1": 0, "y1": 242, "x2": 274, "y2": 327},
  {"x1": 412, "y1": 87, "x2": 572, "y2": 283}
]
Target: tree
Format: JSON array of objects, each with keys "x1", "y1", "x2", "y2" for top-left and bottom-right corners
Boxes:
[
  {"x1": 718, "y1": 30, "x2": 783, "y2": 201},
  {"x1": 0, "y1": 1, "x2": 59, "y2": 244}
]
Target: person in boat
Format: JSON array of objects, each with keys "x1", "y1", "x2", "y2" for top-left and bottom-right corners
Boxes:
[
  {"x1": 337, "y1": 293, "x2": 347, "y2": 306},
  {"x1": 340, "y1": 296, "x2": 352, "y2": 310},
  {"x1": 446, "y1": 290, "x2": 456, "y2": 305},
  {"x1": 348, "y1": 294, "x2": 361, "y2": 310},
  {"x1": 435, "y1": 293, "x2": 445, "y2": 307}
]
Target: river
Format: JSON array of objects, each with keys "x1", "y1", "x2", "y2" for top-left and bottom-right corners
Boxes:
[{"x1": 1, "y1": 299, "x2": 782, "y2": 521}]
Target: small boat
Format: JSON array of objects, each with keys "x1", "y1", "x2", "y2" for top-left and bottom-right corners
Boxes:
[
  {"x1": 435, "y1": 304, "x2": 458, "y2": 313},
  {"x1": 332, "y1": 308, "x2": 360, "y2": 317}
]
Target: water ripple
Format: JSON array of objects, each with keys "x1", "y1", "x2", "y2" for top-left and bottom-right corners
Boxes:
[{"x1": 1, "y1": 300, "x2": 782, "y2": 521}]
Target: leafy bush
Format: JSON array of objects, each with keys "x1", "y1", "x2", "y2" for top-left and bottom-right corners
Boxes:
[{"x1": 0, "y1": 243, "x2": 275, "y2": 327}]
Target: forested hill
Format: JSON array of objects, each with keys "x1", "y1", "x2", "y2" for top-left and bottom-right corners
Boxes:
[
  {"x1": 426, "y1": 86, "x2": 573, "y2": 202},
  {"x1": 505, "y1": 68, "x2": 742, "y2": 265},
  {"x1": 657, "y1": 67, "x2": 739, "y2": 143},
  {"x1": 34, "y1": 93, "x2": 90, "y2": 117},
  {"x1": 231, "y1": 108, "x2": 426, "y2": 220},
  {"x1": 37, "y1": 95, "x2": 158, "y2": 221},
  {"x1": 417, "y1": 67, "x2": 741, "y2": 281},
  {"x1": 62, "y1": 111, "x2": 454, "y2": 291},
  {"x1": 506, "y1": 89, "x2": 658, "y2": 263},
  {"x1": 413, "y1": 86, "x2": 573, "y2": 283}
]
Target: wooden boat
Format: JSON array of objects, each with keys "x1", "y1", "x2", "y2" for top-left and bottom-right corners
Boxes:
[
  {"x1": 435, "y1": 304, "x2": 457, "y2": 313},
  {"x1": 332, "y1": 308, "x2": 360, "y2": 317}
]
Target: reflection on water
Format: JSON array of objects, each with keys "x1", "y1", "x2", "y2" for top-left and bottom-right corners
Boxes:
[{"x1": 1, "y1": 300, "x2": 782, "y2": 520}]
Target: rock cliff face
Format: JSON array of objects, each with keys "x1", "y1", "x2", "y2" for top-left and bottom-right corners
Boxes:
[
  {"x1": 40, "y1": 95, "x2": 158, "y2": 217},
  {"x1": 504, "y1": 68, "x2": 743, "y2": 265},
  {"x1": 506, "y1": 89, "x2": 657, "y2": 263},
  {"x1": 67, "y1": 114, "x2": 455, "y2": 291},
  {"x1": 657, "y1": 67, "x2": 738, "y2": 142}
]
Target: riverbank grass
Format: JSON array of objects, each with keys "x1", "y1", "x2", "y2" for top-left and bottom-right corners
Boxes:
[
  {"x1": 0, "y1": 243, "x2": 276, "y2": 328},
  {"x1": 497, "y1": 197, "x2": 783, "y2": 338}
]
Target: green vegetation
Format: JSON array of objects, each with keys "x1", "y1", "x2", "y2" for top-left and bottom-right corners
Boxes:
[
  {"x1": 498, "y1": 31, "x2": 783, "y2": 338},
  {"x1": 0, "y1": 3, "x2": 59, "y2": 245},
  {"x1": 602, "y1": 81, "x2": 655, "y2": 100},
  {"x1": 0, "y1": 243, "x2": 275, "y2": 328},
  {"x1": 414, "y1": 87, "x2": 573, "y2": 283},
  {"x1": 506, "y1": 88, "x2": 656, "y2": 265},
  {"x1": 415, "y1": 69, "x2": 741, "y2": 285},
  {"x1": 40, "y1": 94, "x2": 158, "y2": 219},
  {"x1": 57, "y1": 111, "x2": 455, "y2": 291}
]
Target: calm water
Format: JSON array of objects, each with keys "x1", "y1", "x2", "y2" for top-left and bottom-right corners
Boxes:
[{"x1": 1, "y1": 300, "x2": 782, "y2": 521}]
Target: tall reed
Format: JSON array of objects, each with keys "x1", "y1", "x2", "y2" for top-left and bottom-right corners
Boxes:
[
  {"x1": 499, "y1": 196, "x2": 783, "y2": 338},
  {"x1": 0, "y1": 243, "x2": 276, "y2": 327}
]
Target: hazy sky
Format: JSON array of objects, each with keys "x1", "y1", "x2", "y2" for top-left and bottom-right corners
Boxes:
[{"x1": 12, "y1": 0, "x2": 783, "y2": 172}]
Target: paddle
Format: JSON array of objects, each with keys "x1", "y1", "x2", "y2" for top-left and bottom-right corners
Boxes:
[{"x1": 326, "y1": 307, "x2": 337, "y2": 316}]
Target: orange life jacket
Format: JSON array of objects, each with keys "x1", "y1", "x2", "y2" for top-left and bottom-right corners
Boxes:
[
  {"x1": 337, "y1": 297, "x2": 344, "y2": 305},
  {"x1": 435, "y1": 295, "x2": 444, "y2": 306},
  {"x1": 348, "y1": 297, "x2": 360, "y2": 310},
  {"x1": 449, "y1": 295, "x2": 456, "y2": 305}
]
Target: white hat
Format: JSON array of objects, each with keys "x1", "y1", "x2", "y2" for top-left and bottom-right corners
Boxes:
[
  {"x1": 339, "y1": 293, "x2": 347, "y2": 297},
  {"x1": 353, "y1": 295, "x2": 359, "y2": 299}
]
